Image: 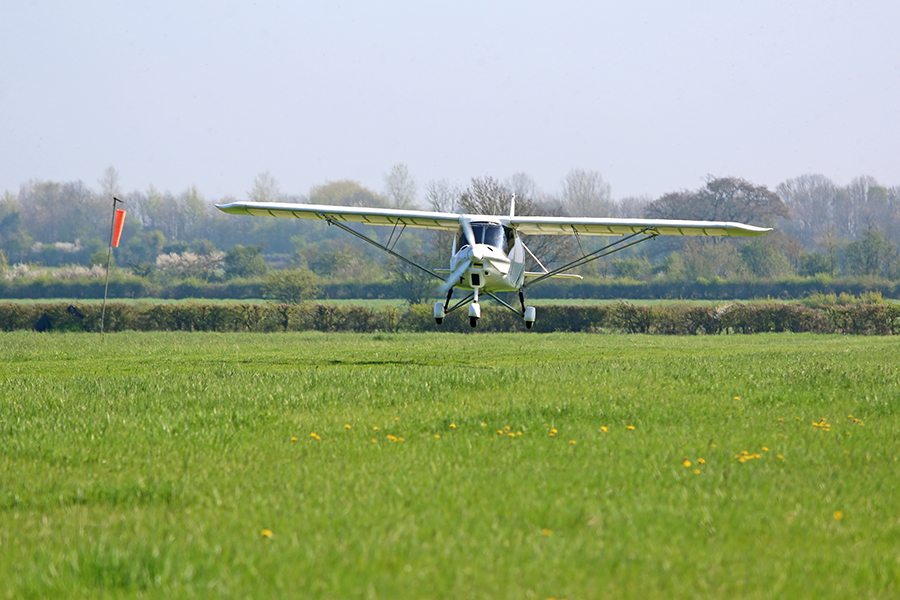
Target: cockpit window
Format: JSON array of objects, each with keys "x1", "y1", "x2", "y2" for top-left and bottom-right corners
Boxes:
[{"x1": 457, "y1": 223, "x2": 509, "y2": 253}]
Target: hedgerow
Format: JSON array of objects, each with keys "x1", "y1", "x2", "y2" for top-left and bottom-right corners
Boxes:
[
  {"x1": 4, "y1": 274, "x2": 900, "y2": 301},
  {"x1": 4, "y1": 301, "x2": 899, "y2": 334}
]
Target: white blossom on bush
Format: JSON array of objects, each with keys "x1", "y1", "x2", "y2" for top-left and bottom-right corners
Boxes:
[{"x1": 155, "y1": 252, "x2": 225, "y2": 279}]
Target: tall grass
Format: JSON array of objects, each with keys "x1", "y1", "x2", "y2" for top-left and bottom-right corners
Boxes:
[{"x1": 1, "y1": 333, "x2": 898, "y2": 598}]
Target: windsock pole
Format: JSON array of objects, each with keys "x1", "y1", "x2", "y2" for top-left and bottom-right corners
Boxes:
[{"x1": 101, "y1": 197, "x2": 125, "y2": 334}]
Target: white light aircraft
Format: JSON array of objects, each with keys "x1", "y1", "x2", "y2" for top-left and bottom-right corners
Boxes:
[{"x1": 217, "y1": 199, "x2": 771, "y2": 329}]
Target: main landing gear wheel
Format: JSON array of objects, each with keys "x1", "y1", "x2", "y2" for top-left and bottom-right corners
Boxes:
[
  {"x1": 433, "y1": 301, "x2": 446, "y2": 325},
  {"x1": 524, "y1": 306, "x2": 536, "y2": 329},
  {"x1": 470, "y1": 316, "x2": 478, "y2": 328}
]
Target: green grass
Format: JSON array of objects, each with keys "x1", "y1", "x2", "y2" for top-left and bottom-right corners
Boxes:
[{"x1": 1, "y1": 332, "x2": 899, "y2": 599}]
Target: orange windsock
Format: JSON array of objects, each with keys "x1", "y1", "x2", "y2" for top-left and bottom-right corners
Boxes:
[{"x1": 112, "y1": 209, "x2": 127, "y2": 247}]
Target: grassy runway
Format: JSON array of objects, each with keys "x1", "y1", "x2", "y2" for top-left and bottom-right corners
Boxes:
[{"x1": 1, "y1": 332, "x2": 899, "y2": 599}]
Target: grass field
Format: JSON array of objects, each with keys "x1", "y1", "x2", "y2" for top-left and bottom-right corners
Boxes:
[{"x1": 1, "y1": 332, "x2": 899, "y2": 599}]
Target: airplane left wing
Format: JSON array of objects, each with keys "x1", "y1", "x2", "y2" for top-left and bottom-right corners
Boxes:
[
  {"x1": 507, "y1": 216, "x2": 772, "y2": 237},
  {"x1": 216, "y1": 202, "x2": 462, "y2": 231}
]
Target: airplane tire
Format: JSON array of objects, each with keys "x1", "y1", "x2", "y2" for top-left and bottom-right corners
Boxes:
[
  {"x1": 525, "y1": 320, "x2": 533, "y2": 329},
  {"x1": 435, "y1": 318, "x2": 443, "y2": 325},
  {"x1": 469, "y1": 317, "x2": 478, "y2": 328}
]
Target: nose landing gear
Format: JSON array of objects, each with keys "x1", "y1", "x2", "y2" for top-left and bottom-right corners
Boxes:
[{"x1": 469, "y1": 288, "x2": 481, "y2": 328}]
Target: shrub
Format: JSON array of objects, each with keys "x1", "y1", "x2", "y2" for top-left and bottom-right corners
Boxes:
[{"x1": 262, "y1": 269, "x2": 320, "y2": 304}]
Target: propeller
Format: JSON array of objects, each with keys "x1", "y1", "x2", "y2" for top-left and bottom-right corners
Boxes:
[
  {"x1": 438, "y1": 217, "x2": 477, "y2": 294},
  {"x1": 460, "y1": 217, "x2": 476, "y2": 249},
  {"x1": 438, "y1": 258, "x2": 471, "y2": 294}
]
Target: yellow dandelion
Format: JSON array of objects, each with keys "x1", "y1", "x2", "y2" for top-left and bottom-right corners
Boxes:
[
  {"x1": 374, "y1": 426, "x2": 380, "y2": 431},
  {"x1": 310, "y1": 432, "x2": 318, "y2": 438},
  {"x1": 549, "y1": 433, "x2": 555, "y2": 437},
  {"x1": 762, "y1": 447, "x2": 769, "y2": 452},
  {"x1": 710, "y1": 443, "x2": 717, "y2": 448},
  {"x1": 738, "y1": 457, "x2": 746, "y2": 463},
  {"x1": 778, "y1": 418, "x2": 784, "y2": 422},
  {"x1": 398, "y1": 437, "x2": 405, "y2": 441},
  {"x1": 550, "y1": 428, "x2": 558, "y2": 434},
  {"x1": 395, "y1": 417, "x2": 400, "y2": 421},
  {"x1": 698, "y1": 458, "x2": 706, "y2": 464},
  {"x1": 834, "y1": 511, "x2": 843, "y2": 520},
  {"x1": 261, "y1": 529, "x2": 273, "y2": 538},
  {"x1": 796, "y1": 417, "x2": 801, "y2": 421},
  {"x1": 497, "y1": 430, "x2": 504, "y2": 435},
  {"x1": 847, "y1": 415, "x2": 853, "y2": 419},
  {"x1": 600, "y1": 426, "x2": 608, "y2": 433},
  {"x1": 344, "y1": 424, "x2": 351, "y2": 429},
  {"x1": 450, "y1": 423, "x2": 457, "y2": 429},
  {"x1": 626, "y1": 425, "x2": 635, "y2": 430},
  {"x1": 683, "y1": 460, "x2": 691, "y2": 467},
  {"x1": 541, "y1": 529, "x2": 553, "y2": 536},
  {"x1": 776, "y1": 454, "x2": 784, "y2": 460},
  {"x1": 371, "y1": 439, "x2": 377, "y2": 443},
  {"x1": 434, "y1": 434, "x2": 441, "y2": 439},
  {"x1": 516, "y1": 431, "x2": 522, "y2": 436},
  {"x1": 291, "y1": 437, "x2": 297, "y2": 441},
  {"x1": 569, "y1": 440, "x2": 576, "y2": 445},
  {"x1": 481, "y1": 422, "x2": 487, "y2": 427},
  {"x1": 508, "y1": 433, "x2": 516, "y2": 438},
  {"x1": 693, "y1": 469, "x2": 701, "y2": 474},
  {"x1": 733, "y1": 396, "x2": 740, "y2": 400}
]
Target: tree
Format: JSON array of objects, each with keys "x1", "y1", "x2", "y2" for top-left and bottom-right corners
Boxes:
[
  {"x1": 738, "y1": 238, "x2": 794, "y2": 278},
  {"x1": 121, "y1": 230, "x2": 166, "y2": 267},
  {"x1": 392, "y1": 258, "x2": 436, "y2": 305},
  {"x1": 817, "y1": 229, "x2": 845, "y2": 277},
  {"x1": 646, "y1": 176, "x2": 789, "y2": 226},
  {"x1": 424, "y1": 179, "x2": 461, "y2": 258},
  {"x1": 262, "y1": 269, "x2": 320, "y2": 304},
  {"x1": 561, "y1": 169, "x2": 613, "y2": 217},
  {"x1": 248, "y1": 172, "x2": 283, "y2": 203},
  {"x1": 309, "y1": 180, "x2": 383, "y2": 207},
  {"x1": 776, "y1": 174, "x2": 839, "y2": 248},
  {"x1": 224, "y1": 244, "x2": 268, "y2": 279},
  {"x1": 844, "y1": 228, "x2": 893, "y2": 277},
  {"x1": 679, "y1": 239, "x2": 746, "y2": 279},
  {"x1": 798, "y1": 251, "x2": 830, "y2": 277},
  {"x1": 383, "y1": 164, "x2": 417, "y2": 209},
  {"x1": 99, "y1": 166, "x2": 122, "y2": 200}
]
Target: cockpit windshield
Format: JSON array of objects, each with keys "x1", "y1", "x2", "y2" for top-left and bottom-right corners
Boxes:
[{"x1": 457, "y1": 223, "x2": 510, "y2": 253}]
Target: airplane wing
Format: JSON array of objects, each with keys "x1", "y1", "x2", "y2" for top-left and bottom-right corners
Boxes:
[
  {"x1": 507, "y1": 216, "x2": 771, "y2": 237},
  {"x1": 216, "y1": 202, "x2": 771, "y2": 237},
  {"x1": 216, "y1": 202, "x2": 462, "y2": 231}
]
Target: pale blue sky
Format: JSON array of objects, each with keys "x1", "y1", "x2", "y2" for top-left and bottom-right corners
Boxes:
[{"x1": 3, "y1": 1, "x2": 899, "y2": 201}]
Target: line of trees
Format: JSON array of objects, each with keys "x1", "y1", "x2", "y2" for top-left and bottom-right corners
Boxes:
[{"x1": 3, "y1": 166, "x2": 900, "y2": 301}]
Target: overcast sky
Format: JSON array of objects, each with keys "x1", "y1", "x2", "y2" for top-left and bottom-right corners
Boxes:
[{"x1": 3, "y1": 1, "x2": 899, "y2": 203}]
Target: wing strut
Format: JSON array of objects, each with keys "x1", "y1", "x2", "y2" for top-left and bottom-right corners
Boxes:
[
  {"x1": 316, "y1": 213, "x2": 444, "y2": 281},
  {"x1": 523, "y1": 228, "x2": 657, "y2": 288}
]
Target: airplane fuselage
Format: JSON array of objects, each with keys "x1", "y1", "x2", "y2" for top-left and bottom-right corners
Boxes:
[{"x1": 448, "y1": 221, "x2": 525, "y2": 293}]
